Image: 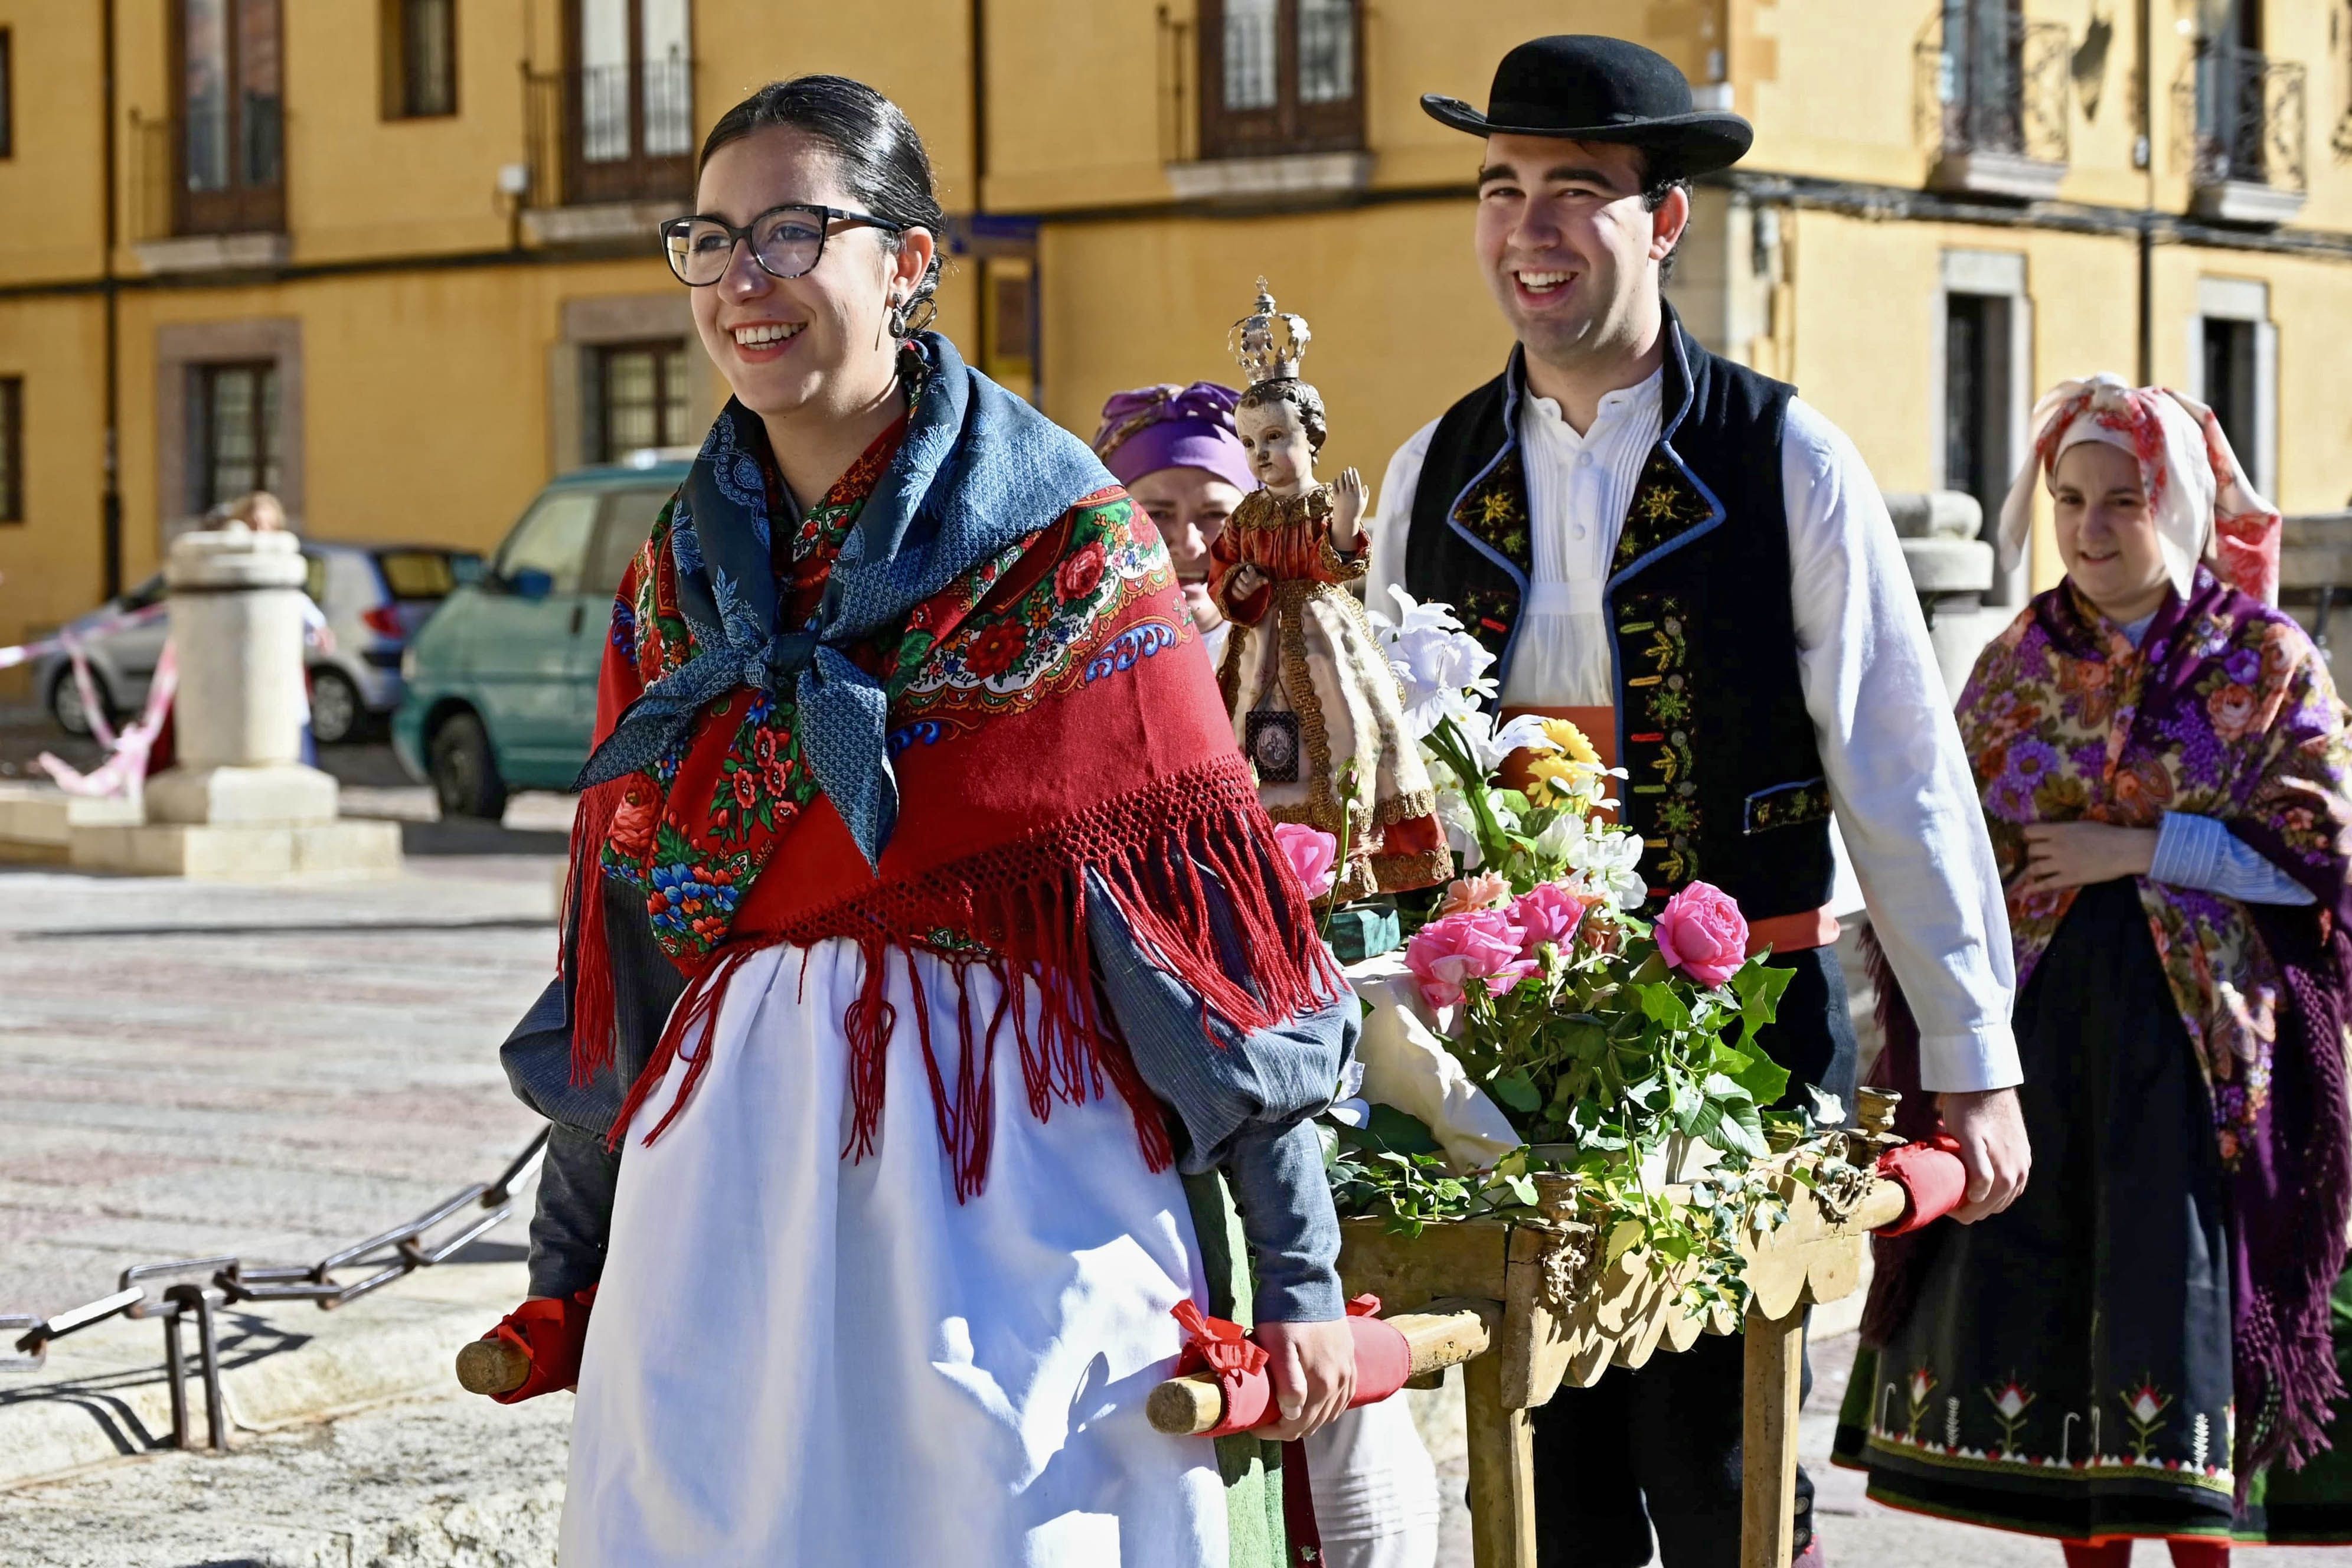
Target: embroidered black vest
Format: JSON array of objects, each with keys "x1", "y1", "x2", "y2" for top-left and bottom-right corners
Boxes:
[{"x1": 1402, "y1": 307, "x2": 1834, "y2": 920}]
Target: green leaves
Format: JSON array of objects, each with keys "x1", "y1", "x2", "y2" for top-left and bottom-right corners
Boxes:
[
  {"x1": 1727, "y1": 959, "x2": 1795, "y2": 1048},
  {"x1": 1636, "y1": 982, "x2": 1692, "y2": 1032},
  {"x1": 1712, "y1": 1042, "x2": 1791, "y2": 1110},
  {"x1": 1489, "y1": 1070, "x2": 1544, "y2": 1113},
  {"x1": 1685, "y1": 1079, "x2": 1768, "y2": 1160},
  {"x1": 1327, "y1": 905, "x2": 1827, "y2": 1315}
]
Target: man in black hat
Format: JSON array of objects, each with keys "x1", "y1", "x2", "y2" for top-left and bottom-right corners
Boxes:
[{"x1": 1365, "y1": 34, "x2": 2033, "y2": 1567}]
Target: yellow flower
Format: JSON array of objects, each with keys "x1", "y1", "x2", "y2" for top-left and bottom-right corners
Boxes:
[
  {"x1": 1525, "y1": 755, "x2": 1580, "y2": 808},
  {"x1": 1541, "y1": 718, "x2": 1600, "y2": 766}
]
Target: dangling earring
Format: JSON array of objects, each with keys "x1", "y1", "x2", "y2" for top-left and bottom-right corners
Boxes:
[{"x1": 886, "y1": 293, "x2": 912, "y2": 341}]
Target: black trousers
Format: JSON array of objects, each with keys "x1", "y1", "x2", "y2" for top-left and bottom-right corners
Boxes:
[{"x1": 1528, "y1": 943, "x2": 1858, "y2": 1567}]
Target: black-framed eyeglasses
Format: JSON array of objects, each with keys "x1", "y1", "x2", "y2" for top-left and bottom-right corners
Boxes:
[{"x1": 657, "y1": 204, "x2": 907, "y2": 288}]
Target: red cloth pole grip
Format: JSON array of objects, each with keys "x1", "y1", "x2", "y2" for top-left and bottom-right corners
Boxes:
[
  {"x1": 1172, "y1": 1295, "x2": 1414, "y2": 1438},
  {"x1": 482, "y1": 1285, "x2": 597, "y2": 1404},
  {"x1": 1874, "y1": 1135, "x2": 1969, "y2": 1236}
]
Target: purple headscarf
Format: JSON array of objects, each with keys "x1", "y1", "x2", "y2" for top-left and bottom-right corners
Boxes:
[{"x1": 1091, "y1": 382, "x2": 1257, "y2": 495}]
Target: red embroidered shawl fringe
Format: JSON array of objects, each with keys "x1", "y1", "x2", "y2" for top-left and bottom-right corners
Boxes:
[{"x1": 566, "y1": 753, "x2": 1342, "y2": 1202}]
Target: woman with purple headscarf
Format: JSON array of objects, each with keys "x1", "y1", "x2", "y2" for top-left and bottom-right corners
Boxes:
[
  {"x1": 1094, "y1": 383, "x2": 1260, "y2": 665},
  {"x1": 1834, "y1": 374, "x2": 2352, "y2": 1562}
]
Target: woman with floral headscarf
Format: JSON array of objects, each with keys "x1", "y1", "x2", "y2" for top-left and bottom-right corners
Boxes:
[{"x1": 1833, "y1": 374, "x2": 2352, "y2": 1562}]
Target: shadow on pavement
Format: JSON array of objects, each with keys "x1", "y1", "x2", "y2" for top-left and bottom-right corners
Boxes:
[{"x1": 390, "y1": 818, "x2": 571, "y2": 858}]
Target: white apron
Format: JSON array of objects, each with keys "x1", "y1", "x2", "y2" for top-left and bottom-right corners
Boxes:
[{"x1": 562, "y1": 938, "x2": 1228, "y2": 1567}]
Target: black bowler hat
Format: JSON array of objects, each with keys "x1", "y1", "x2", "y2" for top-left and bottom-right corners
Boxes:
[{"x1": 1422, "y1": 35, "x2": 1752, "y2": 179}]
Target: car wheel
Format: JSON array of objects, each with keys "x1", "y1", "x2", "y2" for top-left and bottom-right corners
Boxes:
[
  {"x1": 309, "y1": 669, "x2": 362, "y2": 746},
  {"x1": 48, "y1": 667, "x2": 110, "y2": 737},
  {"x1": 427, "y1": 711, "x2": 509, "y2": 821}
]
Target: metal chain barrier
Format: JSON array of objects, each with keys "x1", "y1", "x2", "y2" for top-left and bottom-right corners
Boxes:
[{"x1": 0, "y1": 1128, "x2": 548, "y2": 1451}]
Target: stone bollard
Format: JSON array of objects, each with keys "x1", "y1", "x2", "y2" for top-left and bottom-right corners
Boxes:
[
  {"x1": 1883, "y1": 491, "x2": 2001, "y2": 700},
  {"x1": 68, "y1": 522, "x2": 401, "y2": 878},
  {"x1": 145, "y1": 523, "x2": 338, "y2": 825}
]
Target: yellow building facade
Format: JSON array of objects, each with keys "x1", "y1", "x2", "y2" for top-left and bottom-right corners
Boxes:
[{"x1": 3, "y1": 0, "x2": 2350, "y2": 675}]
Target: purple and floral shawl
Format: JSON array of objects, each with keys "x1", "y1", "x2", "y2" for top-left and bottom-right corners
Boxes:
[{"x1": 1871, "y1": 564, "x2": 2352, "y2": 1479}]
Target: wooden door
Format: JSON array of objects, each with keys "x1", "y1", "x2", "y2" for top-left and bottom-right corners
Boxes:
[{"x1": 174, "y1": 0, "x2": 285, "y2": 235}]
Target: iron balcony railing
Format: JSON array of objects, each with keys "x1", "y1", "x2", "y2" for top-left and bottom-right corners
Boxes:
[
  {"x1": 128, "y1": 110, "x2": 288, "y2": 243},
  {"x1": 1914, "y1": 8, "x2": 2071, "y2": 165},
  {"x1": 521, "y1": 54, "x2": 695, "y2": 210},
  {"x1": 2176, "y1": 44, "x2": 2308, "y2": 193}
]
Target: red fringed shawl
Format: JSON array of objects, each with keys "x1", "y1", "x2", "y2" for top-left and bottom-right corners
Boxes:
[{"x1": 561, "y1": 422, "x2": 1340, "y2": 1198}]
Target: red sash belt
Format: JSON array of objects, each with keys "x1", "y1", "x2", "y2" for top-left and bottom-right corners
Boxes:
[{"x1": 1500, "y1": 704, "x2": 1837, "y2": 955}]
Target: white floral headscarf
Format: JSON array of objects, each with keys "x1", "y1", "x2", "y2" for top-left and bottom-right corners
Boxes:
[{"x1": 1997, "y1": 371, "x2": 2281, "y2": 607}]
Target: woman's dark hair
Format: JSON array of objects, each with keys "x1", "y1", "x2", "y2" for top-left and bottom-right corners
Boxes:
[
  {"x1": 700, "y1": 76, "x2": 947, "y2": 330},
  {"x1": 1237, "y1": 378, "x2": 1328, "y2": 454}
]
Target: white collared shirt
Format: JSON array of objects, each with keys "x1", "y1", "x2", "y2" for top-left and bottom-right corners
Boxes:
[
  {"x1": 1510, "y1": 369, "x2": 1667, "y2": 708},
  {"x1": 1365, "y1": 383, "x2": 2021, "y2": 1095}
]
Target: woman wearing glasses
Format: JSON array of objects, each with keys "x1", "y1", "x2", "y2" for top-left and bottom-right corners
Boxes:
[{"x1": 486, "y1": 76, "x2": 1360, "y2": 1566}]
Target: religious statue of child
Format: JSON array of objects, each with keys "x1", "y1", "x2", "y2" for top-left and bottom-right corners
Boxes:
[{"x1": 1211, "y1": 282, "x2": 1452, "y2": 902}]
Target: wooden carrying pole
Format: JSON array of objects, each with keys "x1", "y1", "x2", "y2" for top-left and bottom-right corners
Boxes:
[
  {"x1": 456, "y1": 1337, "x2": 531, "y2": 1396},
  {"x1": 1145, "y1": 1301, "x2": 1500, "y2": 1436}
]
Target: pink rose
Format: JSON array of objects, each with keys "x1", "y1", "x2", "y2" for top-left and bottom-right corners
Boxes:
[
  {"x1": 1511, "y1": 882, "x2": 1589, "y2": 956},
  {"x1": 2207, "y1": 682, "x2": 2258, "y2": 741},
  {"x1": 1272, "y1": 822, "x2": 1339, "y2": 901},
  {"x1": 1436, "y1": 871, "x2": 1513, "y2": 919},
  {"x1": 1405, "y1": 908, "x2": 1536, "y2": 1009},
  {"x1": 1653, "y1": 881, "x2": 1748, "y2": 988}
]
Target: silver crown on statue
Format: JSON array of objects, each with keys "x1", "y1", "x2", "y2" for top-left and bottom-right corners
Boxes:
[{"x1": 1229, "y1": 278, "x2": 1311, "y2": 385}]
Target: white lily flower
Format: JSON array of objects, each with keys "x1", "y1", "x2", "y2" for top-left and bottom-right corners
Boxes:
[
  {"x1": 1487, "y1": 788, "x2": 1524, "y2": 838},
  {"x1": 1446, "y1": 709, "x2": 1497, "y2": 769},
  {"x1": 1366, "y1": 584, "x2": 1465, "y2": 639},
  {"x1": 1532, "y1": 814, "x2": 1580, "y2": 861},
  {"x1": 1544, "y1": 814, "x2": 1648, "y2": 909},
  {"x1": 1446, "y1": 709, "x2": 1553, "y2": 775},
  {"x1": 1376, "y1": 588, "x2": 1500, "y2": 740},
  {"x1": 1490, "y1": 711, "x2": 1558, "y2": 760}
]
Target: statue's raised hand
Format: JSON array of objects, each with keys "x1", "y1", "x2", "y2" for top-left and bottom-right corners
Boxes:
[{"x1": 1331, "y1": 467, "x2": 1367, "y2": 551}]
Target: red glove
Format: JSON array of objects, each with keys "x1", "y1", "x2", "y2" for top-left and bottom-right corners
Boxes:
[
  {"x1": 481, "y1": 1285, "x2": 597, "y2": 1404},
  {"x1": 1171, "y1": 1295, "x2": 1413, "y2": 1438},
  {"x1": 1875, "y1": 1135, "x2": 1969, "y2": 1236}
]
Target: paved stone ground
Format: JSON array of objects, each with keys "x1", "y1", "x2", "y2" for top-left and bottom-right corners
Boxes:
[
  {"x1": 0, "y1": 1383, "x2": 573, "y2": 1567},
  {"x1": 0, "y1": 730, "x2": 570, "y2": 1322},
  {"x1": 12, "y1": 1340, "x2": 2347, "y2": 1567}
]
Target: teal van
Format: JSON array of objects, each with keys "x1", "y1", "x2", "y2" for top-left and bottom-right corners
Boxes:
[{"x1": 394, "y1": 459, "x2": 686, "y2": 818}]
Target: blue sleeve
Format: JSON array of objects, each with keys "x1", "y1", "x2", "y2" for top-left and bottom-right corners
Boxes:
[
  {"x1": 499, "y1": 978, "x2": 620, "y2": 1296},
  {"x1": 1083, "y1": 866, "x2": 1354, "y2": 1323},
  {"x1": 2151, "y1": 811, "x2": 2318, "y2": 906},
  {"x1": 501, "y1": 878, "x2": 689, "y2": 1298}
]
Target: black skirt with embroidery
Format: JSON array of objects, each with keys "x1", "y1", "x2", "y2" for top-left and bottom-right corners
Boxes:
[
  {"x1": 1834, "y1": 878, "x2": 2239, "y2": 1540},
  {"x1": 1832, "y1": 877, "x2": 2352, "y2": 1543}
]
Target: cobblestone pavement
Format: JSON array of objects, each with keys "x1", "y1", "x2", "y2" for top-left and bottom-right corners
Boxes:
[
  {"x1": 11, "y1": 1337, "x2": 2344, "y2": 1567},
  {"x1": 0, "y1": 1384, "x2": 573, "y2": 1567},
  {"x1": 0, "y1": 757, "x2": 569, "y2": 1321}
]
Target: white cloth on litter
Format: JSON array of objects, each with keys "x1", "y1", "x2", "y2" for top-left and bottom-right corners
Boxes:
[
  {"x1": 563, "y1": 937, "x2": 1226, "y2": 1567},
  {"x1": 1345, "y1": 953, "x2": 1519, "y2": 1174}
]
